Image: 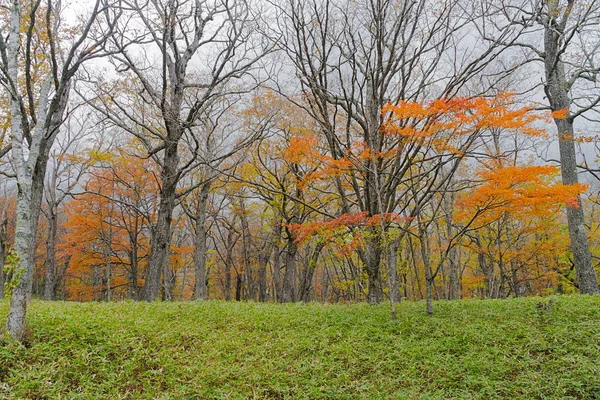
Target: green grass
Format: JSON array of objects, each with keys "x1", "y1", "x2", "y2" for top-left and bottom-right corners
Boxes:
[{"x1": 0, "y1": 296, "x2": 599, "y2": 399}]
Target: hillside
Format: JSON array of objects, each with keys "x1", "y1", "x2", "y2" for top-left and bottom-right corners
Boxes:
[{"x1": 1, "y1": 296, "x2": 599, "y2": 399}]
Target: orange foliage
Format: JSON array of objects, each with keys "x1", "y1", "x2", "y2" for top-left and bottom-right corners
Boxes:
[
  {"x1": 290, "y1": 94, "x2": 547, "y2": 253},
  {"x1": 60, "y1": 150, "x2": 158, "y2": 300},
  {"x1": 382, "y1": 94, "x2": 543, "y2": 142},
  {"x1": 283, "y1": 135, "x2": 319, "y2": 164},
  {"x1": 289, "y1": 212, "x2": 411, "y2": 246},
  {"x1": 454, "y1": 163, "x2": 584, "y2": 297},
  {"x1": 455, "y1": 165, "x2": 586, "y2": 224}
]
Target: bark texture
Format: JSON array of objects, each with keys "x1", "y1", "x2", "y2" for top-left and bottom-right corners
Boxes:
[
  {"x1": 44, "y1": 210, "x2": 57, "y2": 300},
  {"x1": 543, "y1": 0, "x2": 599, "y2": 294},
  {"x1": 193, "y1": 182, "x2": 211, "y2": 300}
]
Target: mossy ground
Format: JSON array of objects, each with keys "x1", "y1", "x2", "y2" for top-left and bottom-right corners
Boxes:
[{"x1": 1, "y1": 295, "x2": 599, "y2": 399}]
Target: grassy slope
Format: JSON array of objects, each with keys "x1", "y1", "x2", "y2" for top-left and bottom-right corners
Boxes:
[{"x1": 0, "y1": 296, "x2": 599, "y2": 399}]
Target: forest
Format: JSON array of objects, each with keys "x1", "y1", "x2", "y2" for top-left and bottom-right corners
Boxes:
[{"x1": 0, "y1": 0, "x2": 599, "y2": 344}]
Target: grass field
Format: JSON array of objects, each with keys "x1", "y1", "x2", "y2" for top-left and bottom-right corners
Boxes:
[{"x1": 1, "y1": 296, "x2": 599, "y2": 399}]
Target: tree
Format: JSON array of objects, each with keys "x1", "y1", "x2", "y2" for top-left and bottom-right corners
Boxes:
[
  {"x1": 42, "y1": 116, "x2": 92, "y2": 300},
  {"x1": 483, "y1": 0, "x2": 600, "y2": 293},
  {"x1": 287, "y1": 94, "x2": 546, "y2": 313},
  {"x1": 455, "y1": 164, "x2": 586, "y2": 297},
  {"x1": 272, "y1": 0, "x2": 520, "y2": 302},
  {"x1": 0, "y1": 0, "x2": 118, "y2": 340},
  {"x1": 179, "y1": 98, "x2": 261, "y2": 300},
  {"x1": 233, "y1": 92, "x2": 333, "y2": 302},
  {"x1": 89, "y1": 0, "x2": 267, "y2": 301},
  {"x1": 61, "y1": 147, "x2": 156, "y2": 300}
]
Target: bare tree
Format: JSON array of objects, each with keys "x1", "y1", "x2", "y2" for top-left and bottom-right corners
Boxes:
[
  {"x1": 180, "y1": 97, "x2": 262, "y2": 300},
  {"x1": 482, "y1": 0, "x2": 600, "y2": 293},
  {"x1": 88, "y1": 0, "x2": 266, "y2": 301}
]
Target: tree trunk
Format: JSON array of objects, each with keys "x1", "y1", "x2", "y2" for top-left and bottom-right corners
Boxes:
[
  {"x1": 407, "y1": 238, "x2": 423, "y2": 300},
  {"x1": 235, "y1": 273, "x2": 242, "y2": 301},
  {"x1": 364, "y1": 232, "x2": 382, "y2": 303},
  {"x1": 223, "y1": 227, "x2": 234, "y2": 301},
  {"x1": 56, "y1": 256, "x2": 70, "y2": 300},
  {"x1": 0, "y1": 216, "x2": 8, "y2": 299},
  {"x1": 6, "y1": 185, "x2": 35, "y2": 340},
  {"x1": 448, "y1": 252, "x2": 459, "y2": 300},
  {"x1": 257, "y1": 251, "x2": 269, "y2": 302},
  {"x1": 130, "y1": 231, "x2": 139, "y2": 300},
  {"x1": 444, "y1": 200, "x2": 460, "y2": 300},
  {"x1": 321, "y1": 264, "x2": 330, "y2": 302},
  {"x1": 272, "y1": 223, "x2": 283, "y2": 302},
  {"x1": 44, "y1": 211, "x2": 57, "y2": 300},
  {"x1": 106, "y1": 245, "x2": 112, "y2": 302},
  {"x1": 364, "y1": 74, "x2": 384, "y2": 305},
  {"x1": 299, "y1": 243, "x2": 325, "y2": 302},
  {"x1": 543, "y1": 2, "x2": 599, "y2": 294},
  {"x1": 0, "y1": 257, "x2": 3, "y2": 300},
  {"x1": 239, "y1": 199, "x2": 254, "y2": 300},
  {"x1": 224, "y1": 258, "x2": 232, "y2": 301},
  {"x1": 162, "y1": 251, "x2": 172, "y2": 301},
  {"x1": 424, "y1": 264, "x2": 433, "y2": 315},
  {"x1": 142, "y1": 142, "x2": 179, "y2": 301},
  {"x1": 479, "y1": 251, "x2": 494, "y2": 298},
  {"x1": 556, "y1": 117, "x2": 599, "y2": 294},
  {"x1": 282, "y1": 238, "x2": 298, "y2": 303},
  {"x1": 418, "y1": 223, "x2": 433, "y2": 315},
  {"x1": 511, "y1": 265, "x2": 521, "y2": 298},
  {"x1": 194, "y1": 182, "x2": 210, "y2": 300},
  {"x1": 388, "y1": 238, "x2": 401, "y2": 303},
  {"x1": 6, "y1": 96, "x2": 56, "y2": 340}
]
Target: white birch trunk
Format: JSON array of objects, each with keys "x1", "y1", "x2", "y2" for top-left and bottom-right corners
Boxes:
[{"x1": 5, "y1": 0, "x2": 53, "y2": 340}]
